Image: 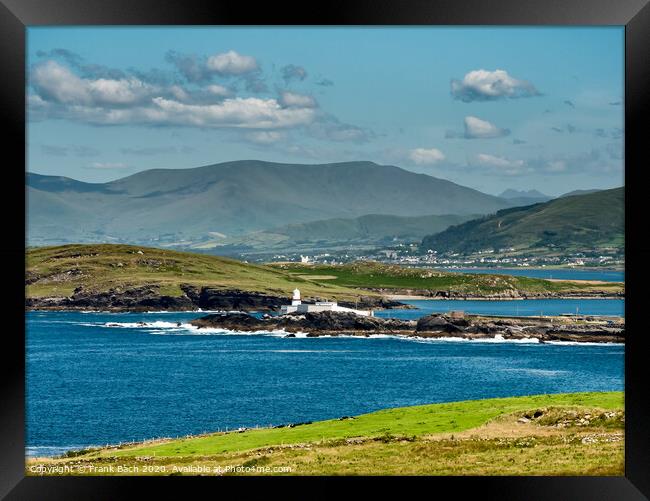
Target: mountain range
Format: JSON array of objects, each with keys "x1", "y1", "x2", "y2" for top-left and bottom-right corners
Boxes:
[
  {"x1": 27, "y1": 160, "x2": 511, "y2": 247},
  {"x1": 498, "y1": 189, "x2": 552, "y2": 207}
]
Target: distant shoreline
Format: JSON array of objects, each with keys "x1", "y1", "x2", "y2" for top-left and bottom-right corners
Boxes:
[{"x1": 383, "y1": 294, "x2": 623, "y2": 301}]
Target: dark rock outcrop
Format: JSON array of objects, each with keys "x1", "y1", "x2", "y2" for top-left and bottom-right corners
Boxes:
[
  {"x1": 25, "y1": 285, "x2": 195, "y2": 311},
  {"x1": 416, "y1": 315, "x2": 463, "y2": 333},
  {"x1": 189, "y1": 310, "x2": 624, "y2": 343},
  {"x1": 180, "y1": 285, "x2": 287, "y2": 311},
  {"x1": 191, "y1": 310, "x2": 414, "y2": 335}
]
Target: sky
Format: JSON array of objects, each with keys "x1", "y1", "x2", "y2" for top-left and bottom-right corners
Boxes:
[{"x1": 27, "y1": 26, "x2": 624, "y2": 196}]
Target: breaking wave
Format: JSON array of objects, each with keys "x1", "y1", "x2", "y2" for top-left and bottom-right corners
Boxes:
[{"x1": 69, "y1": 321, "x2": 618, "y2": 346}]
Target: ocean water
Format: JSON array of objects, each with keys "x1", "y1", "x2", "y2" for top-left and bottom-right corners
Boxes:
[
  {"x1": 26, "y1": 309, "x2": 624, "y2": 457},
  {"x1": 374, "y1": 298, "x2": 625, "y2": 320},
  {"x1": 438, "y1": 268, "x2": 624, "y2": 282}
]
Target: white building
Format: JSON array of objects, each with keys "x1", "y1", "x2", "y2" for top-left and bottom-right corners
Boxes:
[{"x1": 280, "y1": 288, "x2": 374, "y2": 317}]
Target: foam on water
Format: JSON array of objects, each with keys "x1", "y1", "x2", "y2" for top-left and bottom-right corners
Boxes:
[{"x1": 79, "y1": 320, "x2": 622, "y2": 346}]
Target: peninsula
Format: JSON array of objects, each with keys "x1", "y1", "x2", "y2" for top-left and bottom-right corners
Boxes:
[{"x1": 26, "y1": 244, "x2": 624, "y2": 312}]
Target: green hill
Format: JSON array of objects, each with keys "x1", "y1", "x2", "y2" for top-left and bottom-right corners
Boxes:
[
  {"x1": 25, "y1": 244, "x2": 363, "y2": 301},
  {"x1": 27, "y1": 160, "x2": 510, "y2": 247},
  {"x1": 203, "y1": 213, "x2": 477, "y2": 253},
  {"x1": 272, "y1": 213, "x2": 476, "y2": 241},
  {"x1": 421, "y1": 188, "x2": 623, "y2": 254}
]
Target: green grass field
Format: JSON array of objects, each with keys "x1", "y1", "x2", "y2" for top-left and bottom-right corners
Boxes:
[
  {"x1": 26, "y1": 244, "x2": 624, "y2": 303},
  {"x1": 27, "y1": 392, "x2": 624, "y2": 476},
  {"x1": 25, "y1": 244, "x2": 366, "y2": 301},
  {"x1": 272, "y1": 261, "x2": 624, "y2": 295},
  {"x1": 98, "y1": 391, "x2": 625, "y2": 457}
]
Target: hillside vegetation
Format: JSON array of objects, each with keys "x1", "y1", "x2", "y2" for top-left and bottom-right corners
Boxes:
[
  {"x1": 202, "y1": 213, "x2": 477, "y2": 253},
  {"x1": 27, "y1": 392, "x2": 624, "y2": 476},
  {"x1": 25, "y1": 244, "x2": 364, "y2": 301},
  {"x1": 273, "y1": 261, "x2": 624, "y2": 296},
  {"x1": 421, "y1": 188, "x2": 623, "y2": 254},
  {"x1": 26, "y1": 245, "x2": 624, "y2": 303}
]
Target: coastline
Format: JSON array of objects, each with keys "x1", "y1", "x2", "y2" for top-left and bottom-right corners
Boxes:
[
  {"x1": 189, "y1": 310, "x2": 625, "y2": 344},
  {"x1": 383, "y1": 293, "x2": 623, "y2": 301},
  {"x1": 25, "y1": 391, "x2": 624, "y2": 475},
  {"x1": 25, "y1": 288, "x2": 625, "y2": 313}
]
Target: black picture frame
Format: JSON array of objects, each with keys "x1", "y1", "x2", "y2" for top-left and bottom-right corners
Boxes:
[{"x1": 2, "y1": 0, "x2": 649, "y2": 498}]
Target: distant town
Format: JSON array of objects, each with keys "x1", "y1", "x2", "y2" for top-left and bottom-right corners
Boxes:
[{"x1": 247, "y1": 243, "x2": 624, "y2": 269}]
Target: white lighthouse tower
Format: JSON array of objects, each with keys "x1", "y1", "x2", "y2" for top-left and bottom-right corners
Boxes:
[
  {"x1": 280, "y1": 287, "x2": 373, "y2": 317},
  {"x1": 291, "y1": 288, "x2": 301, "y2": 306}
]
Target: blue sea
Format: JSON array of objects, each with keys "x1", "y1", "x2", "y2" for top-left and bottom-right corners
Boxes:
[{"x1": 26, "y1": 304, "x2": 625, "y2": 457}]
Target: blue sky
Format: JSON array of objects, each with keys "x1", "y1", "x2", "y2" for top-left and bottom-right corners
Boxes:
[{"x1": 27, "y1": 26, "x2": 624, "y2": 196}]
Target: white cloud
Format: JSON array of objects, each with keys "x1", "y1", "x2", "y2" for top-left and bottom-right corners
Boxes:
[
  {"x1": 409, "y1": 148, "x2": 445, "y2": 165},
  {"x1": 87, "y1": 77, "x2": 155, "y2": 106},
  {"x1": 87, "y1": 162, "x2": 129, "y2": 169},
  {"x1": 245, "y1": 130, "x2": 287, "y2": 144},
  {"x1": 206, "y1": 84, "x2": 231, "y2": 97},
  {"x1": 30, "y1": 96, "x2": 317, "y2": 129},
  {"x1": 29, "y1": 61, "x2": 317, "y2": 129},
  {"x1": 206, "y1": 50, "x2": 258, "y2": 75},
  {"x1": 29, "y1": 57, "x2": 371, "y2": 143},
  {"x1": 31, "y1": 60, "x2": 91, "y2": 104},
  {"x1": 464, "y1": 116, "x2": 510, "y2": 139},
  {"x1": 31, "y1": 60, "x2": 158, "y2": 107},
  {"x1": 474, "y1": 153, "x2": 527, "y2": 175},
  {"x1": 451, "y1": 69, "x2": 540, "y2": 102},
  {"x1": 147, "y1": 97, "x2": 316, "y2": 129},
  {"x1": 169, "y1": 85, "x2": 190, "y2": 101},
  {"x1": 279, "y1": 91, "x2": 317, "y2": 108}
]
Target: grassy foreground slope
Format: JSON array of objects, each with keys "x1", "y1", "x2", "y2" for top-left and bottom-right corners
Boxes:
[{"x1": 27, "y1": 392, "x2": 624, "y2": 476}]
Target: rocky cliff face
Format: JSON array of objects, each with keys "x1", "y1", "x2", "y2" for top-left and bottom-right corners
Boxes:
[
  {"x1": 25, "y1": 285, "x2": 289, "y2": 312},
  {"x1": 26, "y1": 284, "x2": 407, "y2": 312}
]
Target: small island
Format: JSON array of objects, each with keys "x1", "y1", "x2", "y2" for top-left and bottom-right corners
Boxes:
[{"x1": 191, "y1": 308, "x2": 624, "y2": 344}]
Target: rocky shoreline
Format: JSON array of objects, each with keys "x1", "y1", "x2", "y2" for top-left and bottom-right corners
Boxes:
[
  {"x1": 25, "y1": 285, "x2": 408, "y2": 312},
  {"x1": 190, "y1": 310, "x2": 625, "y2": 344}
]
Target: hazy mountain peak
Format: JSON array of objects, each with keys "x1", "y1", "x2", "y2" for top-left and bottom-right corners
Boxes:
[
  {"x1": 27, "y1": 159, "x2": 511, "y2": 247},
  {"x1": 499, "y1": 188, "x2": 548, "y2": 199}
]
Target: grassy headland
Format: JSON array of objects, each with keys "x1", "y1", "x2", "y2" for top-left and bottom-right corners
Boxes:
[
  {"x1": 26, "y1": 244, "x2": 623, "y2": 308},
  {"x1": 271, "y1": 261, "x2": 624, "y2": 297},
  {"x1": 26, "y1": 244, "x2": 363, "y2": 301},
  {"x1": 26, "y1": 392, "x2": 624, "y2": 476}
]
